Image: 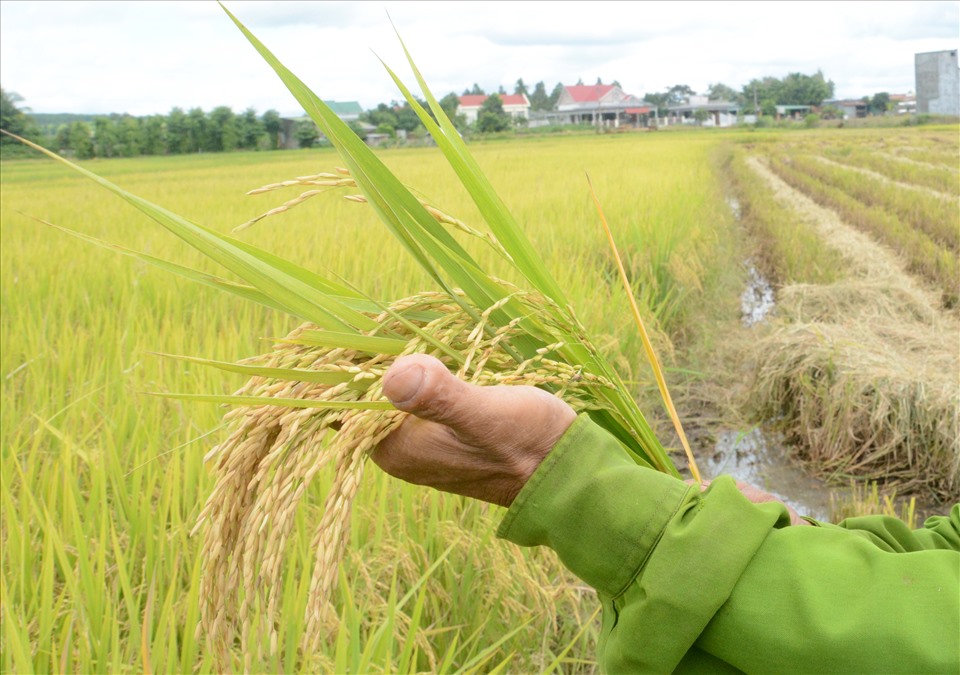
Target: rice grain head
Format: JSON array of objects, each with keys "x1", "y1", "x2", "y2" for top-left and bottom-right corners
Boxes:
[{"x1": 195, "y1": 288, "x2": 620, "y2": 667}]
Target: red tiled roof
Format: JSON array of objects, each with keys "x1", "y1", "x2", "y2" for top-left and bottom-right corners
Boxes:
[
  {"x1": 500, "y1": 94, "x2": 529, "y2": 106},
  {"x1": 458, "y1": 94, "x2": 529, "y2": 107},
  {"x1": 459, "y1": 95, "x2": 487, "y2": 107},
  {"x1": 625, "y1": 107, "x2": 651, "y2": 114},
  {"x1": 564, "y1": 84, "x2": 615, "y2": 102}
]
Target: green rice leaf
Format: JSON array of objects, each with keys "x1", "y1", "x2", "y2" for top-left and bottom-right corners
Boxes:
[
  {"x1": 1, "y1": 131, "x2": 377, "y2": 334},
  {"x1": 28, "y1": 215, "x2": 295, "y2": 315},
  {"x1": 382, "y1": 29, "x2": 569, "y2": 307},
  {"x1": 218, "y1": 3, "x2": 529, "y2": 335},
  {"x1": 283, "y1": 330, "x2": 408, "y2": 355},
  {"x1": 152, "y1": 353, "x2": 365, "y2": 386},
  {"x1": 223, "y1": 233, "x2": 365, "y2": 299}
]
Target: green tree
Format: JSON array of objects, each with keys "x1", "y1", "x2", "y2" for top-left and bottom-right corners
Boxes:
[
  {"x1": 476, "y1": 93, "x2": 510, "y2": 133},
  {"x1": 0, "y1": 88, "x2": 38, "y2": 144},
  {"x1": 514, "y1": 78, "x2": 528, "y2": 96},
  {"x1": 53, "y1": 124, "x2": 70, "y2": 153},
  {"x1": 693, "y1": 108, "x2": 710, "y2": 125},
  {"x1": 295, "y1": 119, "x2": 319, "y2": 148},
  {"x1": 208, "y1": 106, "x2": 238, "y2": 152},
  {"x1": 116, "y1": 115, "x2": 142, "y2": 157},
  {"x1": 643, "y1": 92, "x2": 670, "y2": 117},
  {"x1": 742, "y1": 77, "x2": 782, "y2": 113},
  {"x1": 869, "y1": 92, "x2": 891, "y2": 115},
  {"x1": 185, "y1": 107, "x2": 207, "y2": 153},
  {"x1": 529, "y1": 81, "x2": 550, "y2": 111},
  {"x1": 548, "y1": 82, "x2": 564, "y2": 109},
  {"x1": 438, "y1": 92, "x2": 466, "y2": 129},
  {"x1": 778, "y1": 70, "x2": 834, "y2": 106},
  {"x1": 93, "y1": 116, "x2": 117, "y2": 157},
  {"x1": 706, "y1": 83, "x2": 738, "y2": 102},
  {"x1": 261, "y1": 109, "x2": 281, "y2": 150},
  {"x1": 365, "y1": 103, "x2": 398, "y2": 129},
  {"x1": 666, "y1": 84, "x2": 695, "y2": 105},
  {"x1": 394, "y1": 102, "x2": 421, "y2": 133},
  {"x1": 468, "y1": 83, "x2": 484, "y2": 95},
  {"x1": 236, "y1": 107, "x2": 263, "y2": 149},
  {"x1": 141, "y1": 115, "x2": 166, "y2": 155},
  {"x1": 68, "y1": 120, "x2": 94, "y2": 159},
  {"x1": 166, "y1": 107, "x2": 189, "y2": 153}
]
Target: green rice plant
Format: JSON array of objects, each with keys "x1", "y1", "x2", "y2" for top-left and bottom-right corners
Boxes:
[
  {"x1": 3, "y1": 4, "x2": 700, "y2": 668},
  {"x1": 787, "y1": 151, "x2": 958, "y2": 251},
  {"x1": 766, "y1": 153, "x2": 959, "y2": 308},
  {"x1": 822, "y1": 144, "x2": 959, "y2": 197},
  {"x1": 723, "y1": 144, "x2": 843, "y2": 285}
]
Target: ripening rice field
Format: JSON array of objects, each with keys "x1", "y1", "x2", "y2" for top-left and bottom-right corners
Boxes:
[
  {"x1": 1, "y1": 132, "x2": 739, "y2": 673},
  {"x1": 1, "y1": 125, "x2": 957, "y2": 672}
]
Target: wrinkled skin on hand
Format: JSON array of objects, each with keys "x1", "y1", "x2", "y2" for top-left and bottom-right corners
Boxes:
[
  {"x1": 373, "y1": 354, "x2": 810, "y2": 525},
  {"x1": 372, "y1": 354, "x2": 576, "y2": 507}
]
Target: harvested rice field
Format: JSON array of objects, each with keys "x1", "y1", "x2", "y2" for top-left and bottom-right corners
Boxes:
[{"x1": 2, "y1": 124, "x2": 957, "y2": 672}]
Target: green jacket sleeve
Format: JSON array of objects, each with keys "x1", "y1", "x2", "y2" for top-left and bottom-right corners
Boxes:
[{"x1": 497, "y1": 415, "x2": 960, "y2": 674}]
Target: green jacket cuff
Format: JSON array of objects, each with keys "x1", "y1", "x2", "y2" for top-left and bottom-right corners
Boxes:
[{"x1": 496, "y1": 413, "x2": 690, "y2": 597}]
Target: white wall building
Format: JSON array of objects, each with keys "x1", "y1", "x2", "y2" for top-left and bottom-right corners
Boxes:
[
  {"x1": 457, "y1": 94, "x2": 530, "y2": 125},
  {"x1": 915, "y1": 50, "x2": 959, "y2": 116}
]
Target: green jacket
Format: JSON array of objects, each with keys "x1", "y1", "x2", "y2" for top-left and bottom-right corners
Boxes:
[{"x1": 497, "y1": 415, "x2": 960, "y2": 674}]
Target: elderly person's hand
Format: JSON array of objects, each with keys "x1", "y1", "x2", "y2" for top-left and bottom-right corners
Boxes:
[
  {"x1": 373, "y1": 354, "x2": 810, "y2": 526},
  {"x1": 372, "y1": 354, "x2": 576, "y2": 507}
]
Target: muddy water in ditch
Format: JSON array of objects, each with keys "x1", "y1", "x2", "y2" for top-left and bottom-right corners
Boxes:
[{"x1": 708, "y1": 197, "x2": 838, "y2": 520}]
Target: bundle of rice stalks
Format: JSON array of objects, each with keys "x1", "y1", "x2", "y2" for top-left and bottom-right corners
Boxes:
[
  {"x1": 749, "y1": 309, "x2": 959, "y2": 500},
  {"x1": 4, "y1": 4, "x2": 700, "y2": 668},
  {"x1": 193, "y1": 289, "x2": 626, "y2": 663}
]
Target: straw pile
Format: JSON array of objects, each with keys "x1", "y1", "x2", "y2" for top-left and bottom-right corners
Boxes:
[{"x1": 749, "y1": 280, "x2": 959, "y2": 500}]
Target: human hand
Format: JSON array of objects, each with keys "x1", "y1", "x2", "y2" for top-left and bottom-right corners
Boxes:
[
  {"x1": 371, "y1": 354, "x2": 577, "y2": 507},
  {"x1": 373, "y1": 354, "x2": 812, "y2": 525},
  {"x1": 690, "y1": 479, "x2": 811, "y2": 526}
]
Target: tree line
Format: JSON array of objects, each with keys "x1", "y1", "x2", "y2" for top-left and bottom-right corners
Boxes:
[
  {"x1": 2, "y1": 90, "x2": 286, "y2": 159},
  {"x1": 1, "y1": 70, "x2": 901, "y2": 159}
]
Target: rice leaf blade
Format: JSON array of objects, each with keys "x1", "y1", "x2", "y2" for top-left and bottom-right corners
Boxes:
[
  {"x1": 282, "y1": 330, "x2": 408, "y2": 355},
  {"x1": 381, "y1": 32, "x2": 569, "y2": 306},
  {"x1": 587, "y1": 176, "x2": 700, "y2": 482},
  {"x1": 152, "y1": 353, "x2": 365, "y2": 386},
  {"x1": 1, "y1": 131, "x2": 376, "y2": 333},
  {"x1": 28, "y1": 215, "x2": 296, "y2": 315}
]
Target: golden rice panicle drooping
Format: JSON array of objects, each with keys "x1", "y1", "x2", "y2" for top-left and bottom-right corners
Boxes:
[{"x1": 193, "y1": 290, "x2": 618, "y2": 667}]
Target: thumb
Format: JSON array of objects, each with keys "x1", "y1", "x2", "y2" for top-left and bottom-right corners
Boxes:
[
  {"x1": 382, "y1": 354, "x2": 477, "y2": 428},
  {"x1": 382, "y1": 354, "x2": 575, "y2": 451}
]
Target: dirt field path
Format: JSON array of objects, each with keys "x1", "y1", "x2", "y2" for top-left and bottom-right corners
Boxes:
[{"x1": 746, "y1": 155, "x2": 953, "y2": 323}]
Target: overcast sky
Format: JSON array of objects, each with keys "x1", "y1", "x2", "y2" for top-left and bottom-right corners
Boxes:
[{"x1": 1, "y1": 1, "x2": 957, "y2": 116}]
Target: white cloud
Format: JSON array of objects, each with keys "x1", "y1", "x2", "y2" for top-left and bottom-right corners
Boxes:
[{"x1": 1, "y1": 0, "x2": 956, "y2": 115}]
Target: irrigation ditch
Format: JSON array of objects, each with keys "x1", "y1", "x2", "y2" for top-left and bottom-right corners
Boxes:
[{"x1": 678, "y1": 149, "x2": 959, "y2": 523}]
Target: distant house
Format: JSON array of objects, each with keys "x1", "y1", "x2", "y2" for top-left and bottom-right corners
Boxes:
[
  {"x1": 556, "y1": 84, "x2": 652, "y2": 127},
  {"x1": 774, "y1": 105, "x2": 812, "y2": 120},
  {"x1": 890, "y1": 93, "x2": 917, "y2": 115},
  {"x1": 278, "y1": 100, "x2": 364, "y2": 149},
  {"x1": 666, "y1": 95, "x2": 740, "y2": 127},
  {"x1": 825, "y1": 99, "x2": 868, "y2": 119},
  {"x1": 457, "y1": 94, "x2": 531, "y2": 125}
]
